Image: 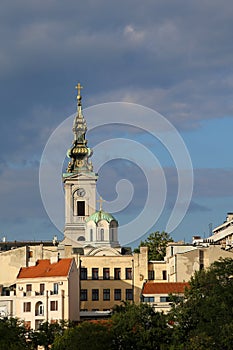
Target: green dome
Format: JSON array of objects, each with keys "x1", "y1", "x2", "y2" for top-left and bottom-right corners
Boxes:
[{"x1": 86, "y1": 210, "x2": 118, "y2": 224}]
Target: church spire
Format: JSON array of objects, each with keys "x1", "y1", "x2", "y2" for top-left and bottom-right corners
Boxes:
[{"x1": 65, "y1": 83, "x2": 93, "y2": 174}]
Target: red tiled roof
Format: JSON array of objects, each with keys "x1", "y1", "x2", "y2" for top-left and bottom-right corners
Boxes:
[
  {"x1": 17, "y1": 258, "x2": 73, "y2": 279},
  {"x1": 142, "y1": 282, "x2": 189, "y2": 295}
]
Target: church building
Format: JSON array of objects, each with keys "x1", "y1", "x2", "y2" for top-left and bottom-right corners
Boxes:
[{"x1": 62, "y1": 83, "x2": 120, "y2": 252}]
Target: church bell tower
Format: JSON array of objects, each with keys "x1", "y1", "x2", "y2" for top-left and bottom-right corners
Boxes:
[{"x1": 63, "y1": 84, "x2": 98, "y2": 244}]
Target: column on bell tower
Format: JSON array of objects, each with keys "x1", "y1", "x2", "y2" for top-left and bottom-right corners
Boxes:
[{"x1": 63, "y1": 84, "x2": 98, "y2": 244}]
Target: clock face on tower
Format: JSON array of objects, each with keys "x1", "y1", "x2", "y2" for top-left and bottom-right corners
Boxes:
[{"x1": 77, "y1": 188, "x2": 86, "y2": 197}]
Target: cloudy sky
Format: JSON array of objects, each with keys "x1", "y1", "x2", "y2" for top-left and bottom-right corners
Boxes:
[{"x1": 1, "y1": 0, "x2": 233, "y2": 246}]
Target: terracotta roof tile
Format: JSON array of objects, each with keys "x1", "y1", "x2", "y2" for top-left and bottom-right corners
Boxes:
[
  {"x1": 17, "y1": 258, "x2": 73, "y2": 279},
  {"x1": 142, "y1": 282, "x2": 189, "y2": 295}
]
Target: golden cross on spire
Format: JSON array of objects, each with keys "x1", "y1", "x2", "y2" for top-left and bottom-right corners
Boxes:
[
  {"x1": 97, "y1": 196, "x2": 105, "y2": 211},
  {"x1": 75, "y1": 82, "x2": 83, "y2": 100}
]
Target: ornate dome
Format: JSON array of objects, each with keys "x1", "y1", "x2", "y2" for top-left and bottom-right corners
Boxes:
[{"x1": 86, "y1": 210, "x2": 118, "y2": 224}]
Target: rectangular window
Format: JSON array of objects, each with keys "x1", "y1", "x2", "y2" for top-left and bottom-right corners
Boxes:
[
  {"x1": 38, "y1": 304, "x2": 44, "y2": 316},
  {"x1": 23, "y1": 302, "x2": 31, "y2": 312},
  {"x1": 114, "y1": 268, "x2": 121, "y2": 280},
  {"x1": 92, "y1": 289, "x2": 99, "y2": 301},
  {"x1": 92, "y1": 268, "x2": 99, "y2": 280},
  {"x1": 103, "y1": 268, "x2": 110, "y2": 280},
  {"x1": 199, "y1": 250, "x2": 204, "y2": 270},
  {"x1": 162, "y1": 270, "x2": 167, "y2": 280},
  {"x1": 26, "y1": 284, "x2": 32, "y2": 292},
  {"x1": 53, "y1": 283, "x2": 59, "y2": 294},
  {"x1": 114, "y1": 289, "x2": 122, "y2": 301},
  {"x1": 143, "y1": 296, "x2": 155, "y2": 302},
  {"x1": 50, "y1": 301, "x2": 58, "y2": 311},
  {"x1": 81, "y1": 267, "x2": 87, "y2": 280},
  {"x1": 148, "y1": 270, "x2": 155, "y2": 280},
  {"x1": 125, "y1": 268, "x2": 132, "y2": 280},
  {"x1": 80, "y1": 289, "x2": 88, "y2": 301},
  {"x1": 160, "y1": 296, "x2": 171, "y2": 303},
  {"x1": 126, "y1": 289, "x2": 133, "y2": 301},
  {"x1": 103, "y1": 289, "x2": 110, "y2": 301},
  {"x1": 40, "y1": 283, "x2": 45, "y2": 295},
  {"x1": 77, "y1": 201, "x2": 85, "y2": 216}
]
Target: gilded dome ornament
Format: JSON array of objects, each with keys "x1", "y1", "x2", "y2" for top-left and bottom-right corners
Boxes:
[{"x1": 65, "y1": 83, "x2": 94, "y2": 174}]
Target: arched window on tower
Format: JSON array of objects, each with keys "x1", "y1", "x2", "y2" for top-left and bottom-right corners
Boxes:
[
  {"x1": 111, "y1": 228, "x2": 114, "y2": 241},
  {"x1": 100, "y1": 228, "x2": 104, "y2": 241},
  {"x1": 90, "y1": 229, "x2": 93, "y2": 241}
]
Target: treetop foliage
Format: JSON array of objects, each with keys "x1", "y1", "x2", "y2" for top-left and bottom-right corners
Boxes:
[{"x1": 134, "y1": 231, "x2": 173, "y2": 260}]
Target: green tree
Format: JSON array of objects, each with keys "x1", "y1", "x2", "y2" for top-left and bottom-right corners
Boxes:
[
  {"x1": 52, "y1": 320, "x2": 113, "y2": 350},
  {"x1": 29, "y1": 320, "x2": 72, "y2": 350},
  {"x1": 0, "y1": 318, "x2": 30, "y2": 350},
  {"x1": 170, "y1": 258, "x2": 233, "y2": 350},
  {"x1": 134, "y1": 231, "x2": 173, "y2": 260},
  {"x1": 111, "y1": 302, "x2": 172, "y2": 350}
]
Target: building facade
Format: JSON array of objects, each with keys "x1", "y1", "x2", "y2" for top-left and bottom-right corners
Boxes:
[{"x1": 0, "y1": 257, "x2": 79, "y2": 329}]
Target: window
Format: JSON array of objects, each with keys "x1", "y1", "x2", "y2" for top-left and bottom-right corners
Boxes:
[
  {"x1": 92, "y1": 309, "x2": 99, "y2": 311},
  {"x1": 92, "y1": 268, "x2": 99, "y2": 280},
  {"x1": 53, "y1": 283, "x2": 59, "y2": 294},
  {"x1": 81, "y1": 268, "x2": 87, "y2": 280},
  {"x1": 148, "y1": 270, "x2": 155, "y2": 280},
  {"x1": 77, "y1": 201, "x2": 85, "y2": 216},
  {"x1": 114, "y1": 268, "x2": 121, "y2": 280},
  {"x1": 23, "y1": 302, "x2": 31, "y2": 312},
  {"x1": 35, "y1": 301, "x2": 44, "y2": 316},
  {"x1": 160, "y1": 296, "x2": 171, "y2": 303},
  {"x1": 103, "y1": 268, "x2": 110, "y2": 280},
  {"x1": 126, "y1": 289, "x2": 133, "y2": 301},
  {"x1": 50, "y1": 301, "x2": 58, "y2": 311},
  {"x1": 143, "y1": 296, "x2": 154, "y2": 302},
  {"x1": 26, "y1": 284, "x2": 32, "y2": 292},
  {"x1": 40, "y1": 283, "x2": 45, "y2": 295},
  {"x1": 110, "y1": 228, "x2": 114, "y2": 241},
  {"x1": 80, "y1": 289, "x2": 88, "y2": 301},
  {"x1": 162, "y1": 270, "x2": 167, "y2": 280},
  {"x1": 100, "y1": 228, "x2": 104, "y2": 241},
  {"x1": 78, "y1": 236, "x2": 85, "y2": 241},
  {"x1": 90, "y1": 229, "x2": 93, "y2": 241},
  {"x1": 39, "y1": 303, "x2": 44, "y2": 315},
  {"x1": 199, "y1": 250, "x2": 204, "y2": 270},
  {"x1": 103, "y1": 289, "x2": 110, "y2": 301},
  {"x1": 92, "y1": 289, "x2": 99, "y2": 301},
  {"x1": 125, "y1": 268, "x2": 132, "y2": 280},
  {"x1": 114, "y1": 289, "x2": 121, "y2": 301}
]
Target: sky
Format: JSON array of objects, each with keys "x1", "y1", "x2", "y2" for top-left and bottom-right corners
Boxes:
[{"x1": 0, "y1": 0, "x2": 233, "y2": 246}]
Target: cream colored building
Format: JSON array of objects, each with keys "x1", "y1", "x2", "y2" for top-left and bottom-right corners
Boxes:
[
  {"x1": 0, "y1": 244, "x2": 58, "y2": 288},
  {"x1": 165, "y1": 241, "x2": 233, "y2": 282},
  {"x1": 0, "y1": 257, "x2": 79, "y2": 329},
  {"x1": 78, "y1": 247, "x2": 148, "y2": 318}
]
